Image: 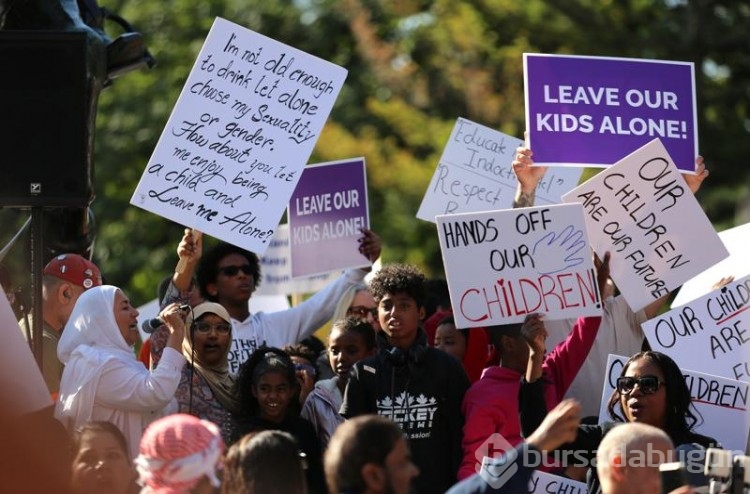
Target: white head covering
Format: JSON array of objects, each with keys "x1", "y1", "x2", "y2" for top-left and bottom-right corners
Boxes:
[{"x1": 55, "y1": 285, "x2": 136, "y2": 430}]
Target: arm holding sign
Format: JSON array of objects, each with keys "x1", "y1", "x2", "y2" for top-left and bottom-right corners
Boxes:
[
  {"x1": 538, "y1": 253, "x2": 609, "y2": 405},
  {"x1": 161, "y1": 228, "x2": 203, "y2": 310},
  {"x1": 512, "y1": 146, "x2": 548, "y2": 208}
]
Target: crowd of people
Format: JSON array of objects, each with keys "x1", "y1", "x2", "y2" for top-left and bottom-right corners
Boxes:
[{"x1": 7, "y1": 144, "x2": 736, "y2": 494}]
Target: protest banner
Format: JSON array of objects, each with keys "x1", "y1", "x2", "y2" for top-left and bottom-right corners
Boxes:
[
  {"x1": 562, "y1": 138, "x2": 728, "y2": 311},
  {"x1": 436, "y1": 203, "x2": 602, "y2": 327},
  {"x1": 642, "y1": 274, "x2": 750, "y2": 382},
  {"x1": 598, "y1": 354, "x2": 750, "y2": 453},
  {"x1": 529, "y1": 471, "x2": 587, "y2": 494},
  {"x1": 288, "y1": 158, "x2": 370, "y2": 277},
  {"x1": 130, "y1": 17, "x2": 347, "y2": 254},
  {"x1": 524, "y1": 53, "x2": 697, "y2": 171},
  {"x1": 417, "y1": 118, "x2": 582, "y2": 222},
  {"x1": 255, "y1": 223, "x2": 339, "y2": 296},
  {"x1": 672, "y1": 222, "x2": 750, "y2": 308}
]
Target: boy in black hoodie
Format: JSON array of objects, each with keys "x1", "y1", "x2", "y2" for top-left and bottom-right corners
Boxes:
[{"x1": 341, "y1": 263, "x2": 471, "y2": 493}]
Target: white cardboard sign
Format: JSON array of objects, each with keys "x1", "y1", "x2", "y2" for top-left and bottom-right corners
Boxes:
[
  {"x1": 529, "y1": 471, "x2": 587, "y2": 494},
  {"x1": 562, "y1": 138, "x2": 728, "y2": 311},
  {"x1": 131, "y1": 17, "x2": 347, "y2": 254},
  {"x1": 672, "y1": 222, "x2": 750, "y2": 308},
  {"x1": 417, "y1": 118, "x2": 582, "y2": 222},
  {"x1": 436, "y1": 203, "x2": 602, "y2": 327},
  {"x1": 598, "y1": 354, "x2": 750, "y2": 453},
  {"x1": 642, "y1": 274, "x2": 750, "y2": 382}
]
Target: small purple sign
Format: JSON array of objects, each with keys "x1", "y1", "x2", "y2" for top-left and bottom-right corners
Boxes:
[
  {"x1": 288, "y1": 158, "x2": 370, "y2": 277},
  {"x1": 524, "y1": 54, "x2": 697, "y2": 172}
]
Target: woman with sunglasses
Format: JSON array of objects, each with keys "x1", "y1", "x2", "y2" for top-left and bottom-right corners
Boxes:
[
  {"x1": 173, "y1": 301, "x2": 241, "y2": 441},
  {"x1": 525, "y1": 350, "x2": 719, "y2": 494}
]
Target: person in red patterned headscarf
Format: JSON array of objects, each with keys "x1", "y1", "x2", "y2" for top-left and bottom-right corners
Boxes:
[{"x1": 135, "y1": 413, "x2": 224, "y2": 494}]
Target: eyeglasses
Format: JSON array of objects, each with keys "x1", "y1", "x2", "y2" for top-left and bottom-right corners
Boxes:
[
  {"x1": 294, "y1": 362, "x2": 317, "y2": 377},
  {"x1": 218, "y1": 264, "x2": 253, "y2": 277},
  {"x1": 616, "y1": 375, "x2": 665, "y2": 395},
  {"x1": 193, "y1": 322, "x2": 232, "y2": 334},
  {"x1": 347, "y1": 305, "x2": 377, "y2": 318}
]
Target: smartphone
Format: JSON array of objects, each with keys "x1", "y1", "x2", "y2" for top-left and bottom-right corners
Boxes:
[{"x1": 660, "y1": 461, "x2": 689, "y2": 494}]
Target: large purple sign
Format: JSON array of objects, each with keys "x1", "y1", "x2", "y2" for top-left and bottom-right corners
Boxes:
[
  {"x1": 288, "y1": 158, "x2": 370, "y2": 277},
  {"x1": 524, "y1": 54, "x2": 697, "y2": 172}
]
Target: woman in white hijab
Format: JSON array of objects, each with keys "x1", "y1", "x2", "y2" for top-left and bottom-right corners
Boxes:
[{"x1": 56, "y1": 285, "x2": 187, "y2": 458}]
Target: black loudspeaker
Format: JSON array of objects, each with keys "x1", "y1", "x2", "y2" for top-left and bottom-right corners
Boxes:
[{"x1": 0, "y1": 31, "x2": 92, "y2": 207}]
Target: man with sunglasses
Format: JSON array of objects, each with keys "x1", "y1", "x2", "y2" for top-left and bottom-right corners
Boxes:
[{"x1": 163, "y1": 228, "x2": 381, "y2": 375}]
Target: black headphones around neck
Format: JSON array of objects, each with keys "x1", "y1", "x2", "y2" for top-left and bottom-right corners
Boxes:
[{"x1": 384, "y1": 344, "x2": 426, "y2": 367}]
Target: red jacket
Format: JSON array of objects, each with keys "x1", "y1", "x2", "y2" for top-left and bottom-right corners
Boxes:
[{"x1": 458, "y1": 316, "x2": 601, "y2": 480}]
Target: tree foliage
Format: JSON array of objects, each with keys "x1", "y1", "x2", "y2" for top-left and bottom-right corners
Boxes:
[{"x1": 2, "y1": 0, "x2": 747, "y2": 306}]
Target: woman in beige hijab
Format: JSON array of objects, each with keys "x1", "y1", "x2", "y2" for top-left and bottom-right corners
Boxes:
[{"x1": 174, "y1": 301, "x2": 240, "y2": 440}]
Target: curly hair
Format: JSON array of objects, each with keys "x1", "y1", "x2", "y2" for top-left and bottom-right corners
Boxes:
[
  {"x1": 607, "y1": 351, "x2": 701, "y2": 440},
  {"x1": 368, "y1": 263, "x2": 426, "y2": 307},
  {"x1": 196, "y1": 241, "x2": 262, "y2": 301},
  {"x1": 233, "y1": 347, "x2": 297, "y2": 419}
]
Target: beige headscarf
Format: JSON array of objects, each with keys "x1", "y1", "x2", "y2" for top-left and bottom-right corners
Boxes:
[{"x1": 182, "y1": 302, "x2": 240, "y2": 415}]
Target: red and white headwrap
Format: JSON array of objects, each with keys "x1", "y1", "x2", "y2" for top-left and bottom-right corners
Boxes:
[{"x1": 135, "y1": 414, "x2": 224, "y2": 493}]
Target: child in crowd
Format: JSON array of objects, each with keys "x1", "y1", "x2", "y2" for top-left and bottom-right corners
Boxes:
[
  {"x1": 341, "y1": 263, "x2": 471, "y2": 494},
  {"x1": 458, "y1": 253, "x2": 608, "y2": 480},
  {"x1": 433, "y1": 313, "x2": 490, "y2": 383},
  {"x1": 222, "y1": 430, "x2": 308, "y2": 494},
  {"x1": 71, "y1": 421, "x2": 138, "y2": 494},
  {"x1": 302, "y1": 317, "x2": 377, "y2": 450},
  {"x1": 227, "y1": 347, "x2": 326, "y2": 494}
]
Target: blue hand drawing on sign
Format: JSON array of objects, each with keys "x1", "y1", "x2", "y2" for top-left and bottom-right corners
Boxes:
[{"x1": 532, "y1": 225, "x2": 586, "y2": 275}]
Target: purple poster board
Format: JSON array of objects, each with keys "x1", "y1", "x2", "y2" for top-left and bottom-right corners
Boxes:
[
  {"x1": 288, "y1": 158, "x2": 370, "y2": 277},
  {"x1": 524, "y1": 53, "x2": 697, "y2": 172}
]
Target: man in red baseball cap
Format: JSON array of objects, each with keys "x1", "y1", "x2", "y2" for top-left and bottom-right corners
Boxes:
[{"x1": 20, "y1": 254, "x2": 102, "y2": 396}]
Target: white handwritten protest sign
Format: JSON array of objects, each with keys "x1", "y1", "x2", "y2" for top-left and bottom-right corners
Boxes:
[
  {"x1": 131, "y1": 17, "x2": 347, "y2": 254},
  {"x1": 562, "y1": 138, "x2": 728, "y2": 312},
  {"x1": 288, "y1": 158, "x2": 370, "y2": 277},
  {"x1": 599, "y1": 354, "x2": 750, "y2": 453},
  {"x1": 525, "y1": 53, "x2": 697, "y2": 171},
  {"x1": 417, "y1": 118, "x2": 583, "y2": 222},
  {"x1": 529, "y1": 471, "x2": 587, "y2": 494},
  {"x1": 642, "y1": 275, "x2": 750, "y2": 382},
  {"x1": 436, "y1": 203, "x2": 602, "y2": 327},
  {"x1": 672, "y1": 222, "x2": 750, "y2": 308},
  {"x1": 255, "y1": 224, "x2": 339, "y2": 296}
]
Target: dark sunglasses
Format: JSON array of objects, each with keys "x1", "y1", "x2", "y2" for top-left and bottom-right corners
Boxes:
[
  {"x1": 218, "y1": 264, "x2": 253, "y2": 277},
  {"x1": 347, "y1": 305, "x2": 377, "y2": 318},
  {"x1": 616, "y1": 375, "x2": 664, "y2": 395},
  {"x1": 193, "y1": 322, "x2": 232, "y2": 334}
]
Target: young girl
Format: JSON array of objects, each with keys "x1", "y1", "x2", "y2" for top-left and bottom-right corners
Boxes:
[
  {"x1": 301, "y1": 317, "x2": 377, "y2": 449},
  {"x1": 227, "y1": 347, "x2": 326, "y2": 494}
]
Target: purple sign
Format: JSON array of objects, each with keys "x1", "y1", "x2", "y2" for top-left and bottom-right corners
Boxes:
[
  {"x1": 288, "y1": 158, "x2": 370, "y2": 277},
  {"x1": 524, "y1": 54, "x2": 697, "y2": 172}
]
